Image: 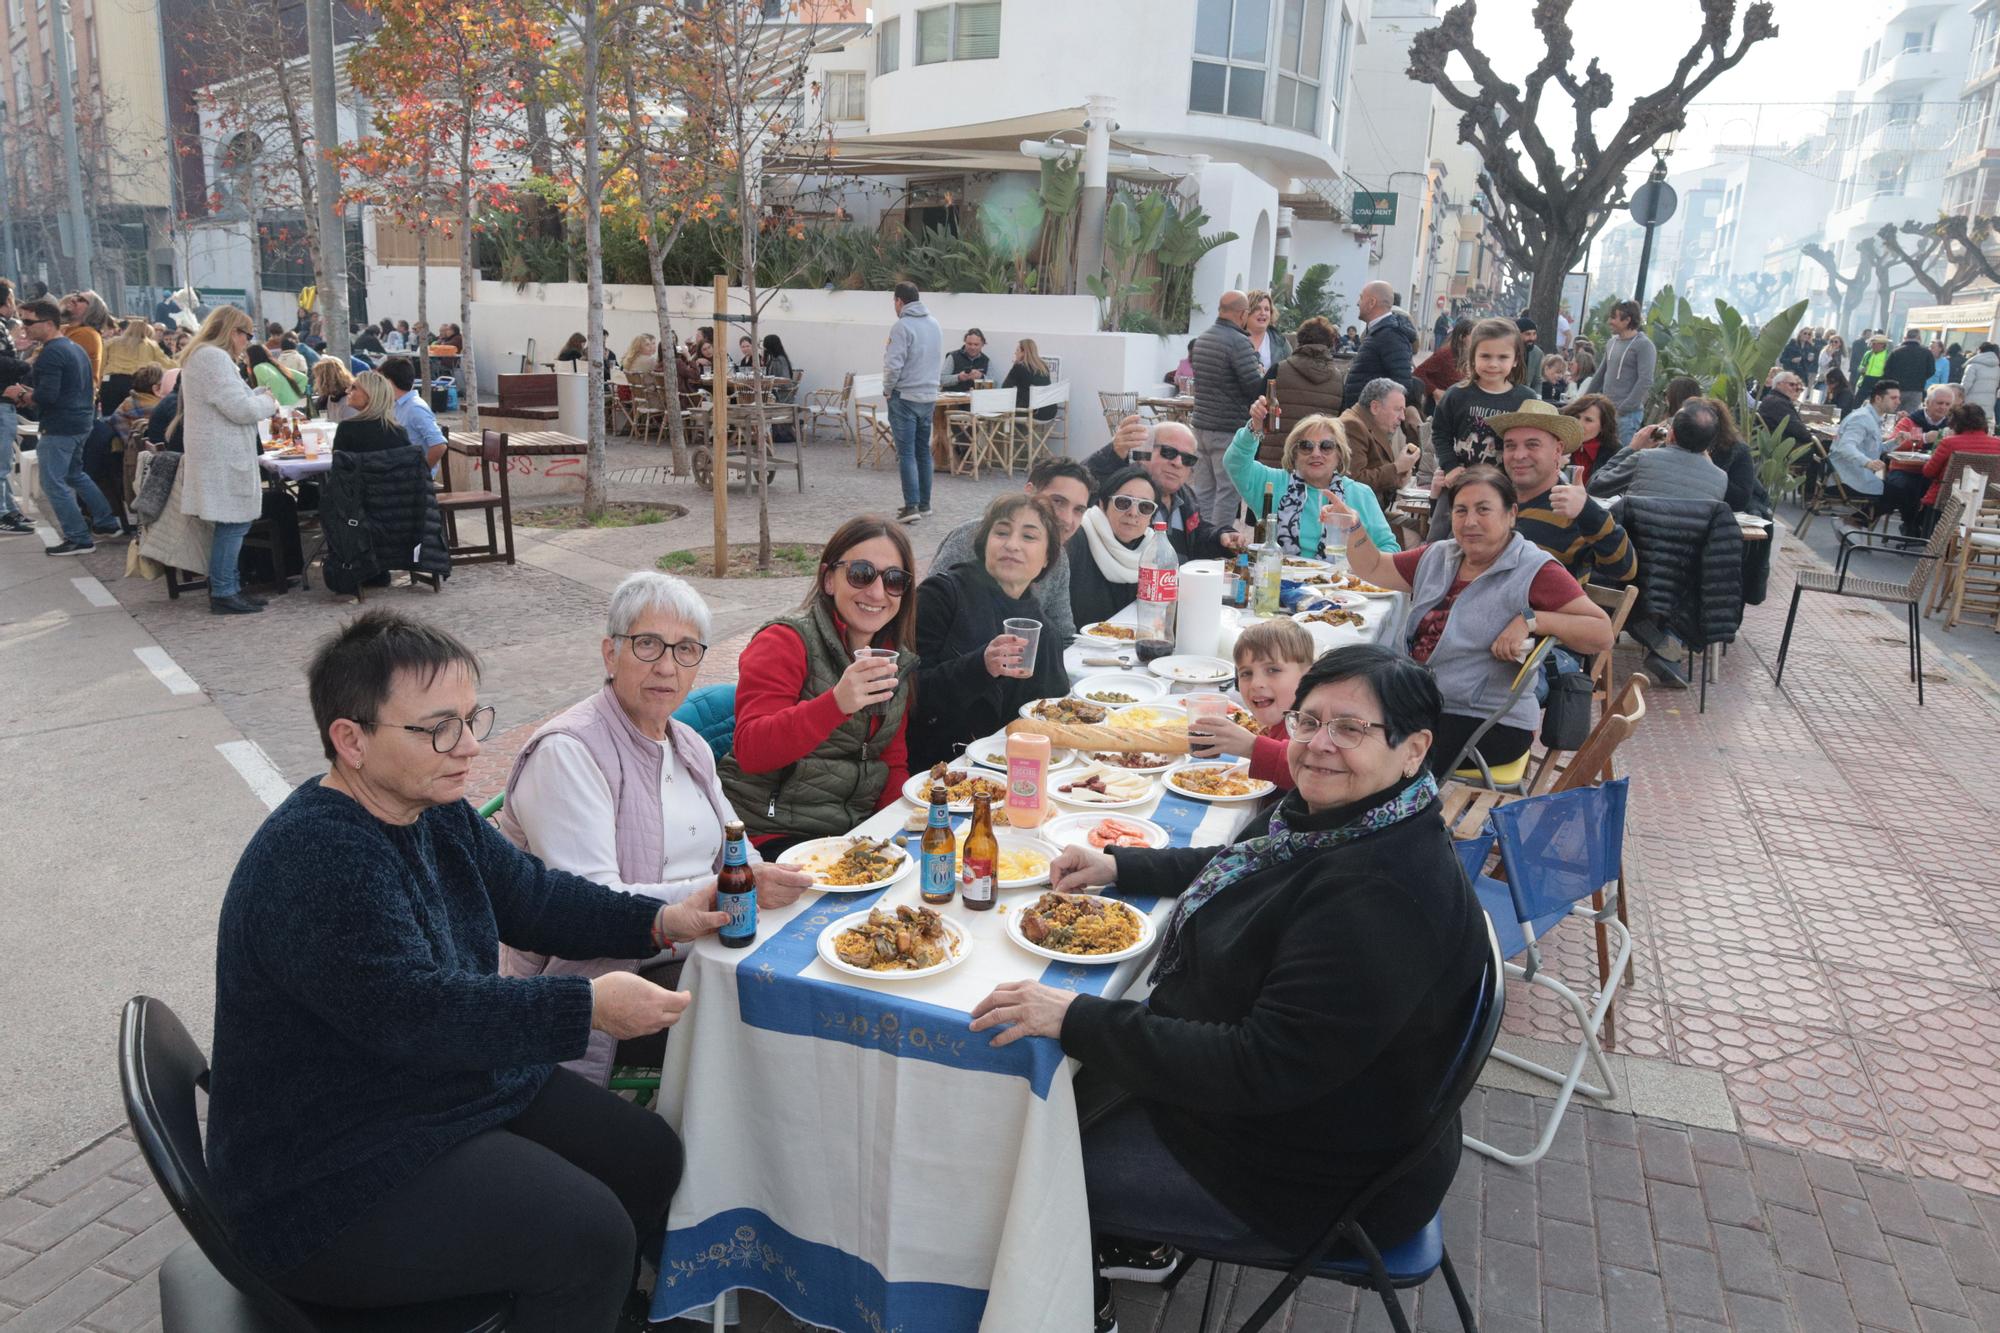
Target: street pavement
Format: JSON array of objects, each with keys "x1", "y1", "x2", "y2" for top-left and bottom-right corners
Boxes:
[{"x1": 5, "y1": 430, "x2": 2000, "y2": 1331}]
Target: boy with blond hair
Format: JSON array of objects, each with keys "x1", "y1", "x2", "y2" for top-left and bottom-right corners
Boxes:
[{"x1": 1189, "y1": 619, "x2": 1317, "y2": 789}]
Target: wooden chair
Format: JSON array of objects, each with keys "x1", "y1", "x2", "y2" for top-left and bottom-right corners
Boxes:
[
  {"x1": 1026, "y1": 381, "x2": 1070, "y2": 466},
  {"x1": 436, "y1": 429, "x2": 516, "y2": 566},
  {"x1": 729, "y1": 399, "x2": 806, "y2": 492},
  {"x1": 1923, "y1": 462, "x2": 1993, "y2": 617},
  {"x1": 848, "y1": 372, "x2": 895, "y2": 468},
  {"x1": 1939, "y1": 481, "x2": 2000, "y2": 629},
  {"x1": 953, "y1": 387, "x2": 1026, "y2": 478},
  {"x1": 1584, "y1": 582, "x2": 1640, "y2": 717},
  {"x1": 1775, "y1": 490, "x2": 1964, "y2": 705}
]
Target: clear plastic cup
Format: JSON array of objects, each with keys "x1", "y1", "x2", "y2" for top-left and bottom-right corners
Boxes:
[
  {"x1": 1002, "y1": 617, "x2": 1041, "y2": 679},
  {"x1": 854, "y1": 646, "x2": 898, "y2": 715},
  {"x1": 1184, "y1": 693, "x2": 1232, "y2": 758}
]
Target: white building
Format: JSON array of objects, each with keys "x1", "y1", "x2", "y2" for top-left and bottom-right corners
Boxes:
[
  {"x1": 1342, "y1": 0, "x2": 1450, "y2": 311},
  {"x1": 802, "y1": 0, "x2": 1377, "y2": 328}
]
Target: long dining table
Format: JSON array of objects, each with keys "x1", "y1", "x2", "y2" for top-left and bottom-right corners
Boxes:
[{"x1": 651, "y1": 579, "x2": 1404, "y2": 1332}]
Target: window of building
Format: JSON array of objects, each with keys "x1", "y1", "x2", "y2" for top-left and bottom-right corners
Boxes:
[
  {"x1": 1975, "y1": 13, "x2": 2000, "y2": 74},
  {"x1": 1328, "y1": 6, "x2": 1353, "y2": 146},
  {"x1": 915, "y1": 3, "x2": 999, "y2": 65},
  {"x1": 1272, "y1": 0, "x2": 1325, "y2": 133},
  {"x1": 1190, "y1": 0, "x2": 1268, "y2": 118},
  {"x1": 1903, "y1": 28, "x2": 1926, "y2": 52},
  {"x1": 1455, "y1": 238, "x2": 1474, "y2": 274},
  {"x1": 825, "y1": 69, "x2": 865, "y2": 121},
  {"x1": 1888, "y1": 99, "x2": 1918, "y2": 125},
  {"x1": 876, "y1": 16, "x2": 898, "y2": 73}
]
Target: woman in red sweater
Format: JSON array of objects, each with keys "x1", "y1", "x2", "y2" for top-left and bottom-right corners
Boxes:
[
  {"x1": 1562, "y1": 392, "x2": 1623, "y2": 485},
  {"x1": 1921, "y1": 402, "x2": 2000, "y2": 509},
  {"x1": 716, "y1": 518, "x2": 914, "y2": 852}
]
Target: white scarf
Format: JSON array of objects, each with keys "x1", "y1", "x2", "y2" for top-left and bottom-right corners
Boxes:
[{"x1": 1081, "y1": 506, "x2": 1145, "y2": 583}]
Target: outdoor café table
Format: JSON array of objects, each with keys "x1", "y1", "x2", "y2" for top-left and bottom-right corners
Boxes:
[
  {"x1": 1062, "y1": 583, "x2": 1406, "y2": 684},
  {"x1": 650, "y1": 753, "x2": 1274, "y2": 1331},
  {"x1": 932, "y1": 391, "x2": 973, "y2": 465},
  {"x1": 256, "y1": 452, "x2": 332, "y2": 483},
  {"x1": 1136, "y1": 394, "x2": 1195, "y2": 423}
]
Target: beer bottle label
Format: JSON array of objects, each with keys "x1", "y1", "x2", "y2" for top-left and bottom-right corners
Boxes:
[
  {"x1": 927, "y1": 802, "x2": 950, "y2": 829},
  {"x1": 723, "y1": 835, "x2": 749, "y2": 868},
  {"x1": 921, "y1": 850, "x2": 955, "y2": 898},
  {"x1": 962, "y1": 858, "x2": 995, "y2": 905},
  {"x1": 720, "y1": 891, "x2": 756, "y2": 939}
]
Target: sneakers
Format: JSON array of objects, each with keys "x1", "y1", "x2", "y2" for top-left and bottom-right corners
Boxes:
[
  {"x1": 1097, "y1": 1239, "x2": 1181, "y2": 1283},
  {"x1": 45, "y1": 539, "x2": 95, "y2": 556},
  {"x1": 0, "y1": 513, "x2": 33, "y2": 535},
  {"x1": 209, "y1": 593, "x2": 264, "y2": 615},
  {"x1": 1643, "y1": 651, "x2": 1690, "y2": 689},
  {"x1": 1094, "y1": 1272, "x2": 1120, "y2": 1333},
  {"x1": 895, "y1": 504, "x2": 921, "y2": 524},
  {"x1": 918, "y1": 503, "x2": 934, "y2": 516}
]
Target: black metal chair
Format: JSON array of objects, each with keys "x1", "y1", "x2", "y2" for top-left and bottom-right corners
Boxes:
[
  {"x1": 119, "y1": 996, "x2": 512, "y2": 1333},
  {"x1": 1151, "y1": 918, "x2": 1506, "y2": 1332}
]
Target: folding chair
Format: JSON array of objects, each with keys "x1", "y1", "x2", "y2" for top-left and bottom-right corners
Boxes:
[
  {"x1": 1442, "y1": 636, "x2": 1556, "y2": 792},
  {"x1": 848, "y1": 372, "x2": 895, "y2": 469},
  {"x1": 956, "y1": 387, "x2": 1024, "y2": 478},
  {"x1": 1463, "y1": 780, "x2": 1632, "y2": 1167},
  {"x1": 1026, "y1": 381, "x2": 1069, "y2": 467},
  {"x1": 1583, "y1": 583, "x2": 1639, "y2": 719},
  {"x1": 1158, "y1": 918, "x2": 1503, "y2": 1333}
]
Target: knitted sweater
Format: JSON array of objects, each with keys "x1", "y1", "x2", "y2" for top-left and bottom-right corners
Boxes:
[{"x1": 206, "y1": 779, "x2": 662, "y2": 1275}]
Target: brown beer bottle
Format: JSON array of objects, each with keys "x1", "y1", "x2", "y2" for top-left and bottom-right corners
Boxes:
[
  {"x1": 919, "y1": 782, "x2": 955, "y2": 904},
  {"x1": 717, "y1": 821, "x2": 757, "y2": 947},
  {"x1": 961, "y1": 793, "x2": 998, "y2": 911}
]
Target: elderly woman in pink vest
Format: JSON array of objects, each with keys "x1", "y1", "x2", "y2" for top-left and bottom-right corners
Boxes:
[{"x1": 498, "y1": 571, "x2": 813, "y2": 1084}]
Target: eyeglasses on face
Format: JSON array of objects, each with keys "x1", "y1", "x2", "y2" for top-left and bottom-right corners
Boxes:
[
  {"x1": 1108, "y1": 494, "x2": 1159, "y2": 517},
  {"x1": 613, "y1": 634, "x2": 708, "y2": 667},
  {"x1": 830, "y1": 559, "x2": 912, "y2": 596},
  {"x1": 1283, "y1": 711, "x2": 1388, "y2": 749},
  {"x1": 369, "y1": 705, "x2": 497, "y2": 753},
  {"x1": 1142, "y1": 444, "x2": 1197, "y2": 466}
]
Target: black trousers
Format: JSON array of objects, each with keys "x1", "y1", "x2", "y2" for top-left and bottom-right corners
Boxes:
[
  {"x1": 272, "y1": 1067, "x2": 682, "y2": 1333},
  {"x1": 1427, "y1": 712, "x2": 1532, "y2": 778},
  {"x1": 1882, "y1": 468, "x2": 1928, "y2": 533}
]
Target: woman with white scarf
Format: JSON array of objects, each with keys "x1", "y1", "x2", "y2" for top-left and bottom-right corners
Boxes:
[{"x1": 1067, "y1": 466, "x2": 1165, "y2": 628}]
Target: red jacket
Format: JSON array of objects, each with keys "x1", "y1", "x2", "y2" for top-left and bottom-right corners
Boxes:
[
  {"x1": 1412, "y1": 344, "x2": 1461, "y2": 399},
  {"x1": 1921, "y1": 432, "x2": 2000, "y2": 506},
  {"x1": 1247, "y1": 719, "x2": 1296, "y2": 790}
]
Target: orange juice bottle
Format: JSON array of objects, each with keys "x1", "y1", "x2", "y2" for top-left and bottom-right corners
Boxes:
[{"x1": 1004, "y1": 731, "x2": 1051, "y2": 829}]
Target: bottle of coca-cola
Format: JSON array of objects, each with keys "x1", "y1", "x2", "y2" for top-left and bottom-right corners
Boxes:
[{"x1": 1136, "y1": 517, "x2": 1179, "y2": 663}]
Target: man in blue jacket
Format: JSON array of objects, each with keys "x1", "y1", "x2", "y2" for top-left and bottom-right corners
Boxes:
[
  {"x1": 882, "y1": 281, "x2": 942, "y2": 524},
  {"x1": 5, "y1": 297, "x2": 113, "y2": 554}
]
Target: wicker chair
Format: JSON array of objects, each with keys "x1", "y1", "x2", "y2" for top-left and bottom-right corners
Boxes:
[
  {"x1": 1099, "y1": 390, "x2": 1138, "y2": 436},
  {"x1": 803, "y1": 372, "x2": 854, "y2": 440}
]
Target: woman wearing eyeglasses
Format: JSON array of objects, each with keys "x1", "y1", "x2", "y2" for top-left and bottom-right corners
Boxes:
[
  {"x1": 718, "y1": 517, "x2": 918, "y2": 853},
  {"x1": 1068, "y1": 465, "x2": 1166, "y2": 629},
  {"x1": 1225, "y1": 398, "x2": 1399, "y2": 558},
  {"x1": 209, "y1": 609, "x2": 732, "y2": 1330},
  {"x1": 496, "y1": 572, "x2": 813, "y2": 1085}
]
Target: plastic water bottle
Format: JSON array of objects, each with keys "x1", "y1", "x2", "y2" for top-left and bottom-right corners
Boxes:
[{"x1": 1136, "y1": 517, "x2": 1179, "y2": 661}]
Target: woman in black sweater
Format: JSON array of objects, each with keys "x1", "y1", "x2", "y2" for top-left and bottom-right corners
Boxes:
[
  {"x1": 907, "y1": 492, "x2": 1069, "y2": 769},
  {"x1": 1067, "y1": 465, "x2": 1162, "y2": 629},
  {"x1": 206, "y1": 611, "x2": 729, "y2": 1331},
  {"x1": 972, "y1": 646, "x2": 1488, "y2": 1297},
  {"x1": 331, "y1": 370, "x2": 412, "y2": 453}
]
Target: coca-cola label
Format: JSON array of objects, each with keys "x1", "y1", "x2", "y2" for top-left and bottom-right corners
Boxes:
[{"x1": 1139, "y1": 566, "x2": 1179, "y2": 602}]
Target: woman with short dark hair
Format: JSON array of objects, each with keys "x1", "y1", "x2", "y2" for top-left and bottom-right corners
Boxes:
[
  {"x1": 1068, "y1": 465, "x2": 1164, "y2": 628},
  {"x1": 971, "y1": 645, "x2": 1489, "y2": 1327},
  {"x1": 906, "y1": 492, "x2": 1068, "y2": 768},
  {"x1": 207, "y1": 609, "x2": 728, "y2": 1331}
]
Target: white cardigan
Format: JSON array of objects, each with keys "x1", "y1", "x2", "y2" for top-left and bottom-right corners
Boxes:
[{"x1": 178, "y1": 344, "x2": 276, "y2": 524}]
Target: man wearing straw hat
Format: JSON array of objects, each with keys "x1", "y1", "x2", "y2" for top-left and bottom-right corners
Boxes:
[{"x1": 1490, "y1": 398, "x2": 1636, "y2": 588}]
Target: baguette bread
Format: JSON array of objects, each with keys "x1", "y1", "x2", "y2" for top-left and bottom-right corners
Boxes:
[{"x1": 1005, "y1": 718, "x2": 1191, "y2": 755}]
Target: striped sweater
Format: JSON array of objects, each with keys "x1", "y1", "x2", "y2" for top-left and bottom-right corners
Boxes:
[{"x1": 1513, "y1": 486, "x2": 1636, "y2": 586}]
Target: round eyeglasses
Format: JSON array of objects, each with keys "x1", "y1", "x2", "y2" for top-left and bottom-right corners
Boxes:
[
  {"x1": 372, "y1": 705, "x2": 497, "y2": 754},
  {"x1": 613, "y1": 634, "x2": 708, "y2": 667},
  {"x1": 1282, "y1": 711, "x2": 1388, "y2": 750}
]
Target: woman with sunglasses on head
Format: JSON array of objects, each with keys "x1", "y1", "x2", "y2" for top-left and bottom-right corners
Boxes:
[
  {"x1": 718, "y1": 518, "x2": 918, "y2": 854},
  {"x1": 907, "y1": 493, "x2": 1070, "y2": 770},
  {"x1": 1224, "y1": 398, "x2": 1399, "y2": 558},
  {"x1": 498, "y1": 573, "x2": 813, "y2": 1085},
  {"x1": 1068, "y1": 465, "x2": 1166, "y2": 628}
]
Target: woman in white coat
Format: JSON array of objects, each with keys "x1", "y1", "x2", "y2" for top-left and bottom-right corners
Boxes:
[
  {"x1": 1960, "y1": 342, "x2": 2000, "y2": 418},
  {"x1": 176, "y1": 306, "x2": 276, "y2": 614}
]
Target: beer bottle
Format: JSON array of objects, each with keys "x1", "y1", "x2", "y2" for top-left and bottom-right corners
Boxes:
[
  {"x1": 961, "y1": 793, "x2": 998, "y2": 911},
  {"x1": 1258, "y1": 481, "x2": 1276, "y2": 547},
  {"x1": 1267, "y1": 382, "x2": 1282, "y2": 434},
  {"x1": 717, "y1": 821, "x2": 757, "y2": 948},
  {"x1": 919, "y1": 782, "x2": 955, "y2": 905}
]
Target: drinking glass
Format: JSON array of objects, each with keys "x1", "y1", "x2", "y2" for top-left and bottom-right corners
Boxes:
[{"x1": 1002, "y1": 617, "x2": 1041, "y2": 679}]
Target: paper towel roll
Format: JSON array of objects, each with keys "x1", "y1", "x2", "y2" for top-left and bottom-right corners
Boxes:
[{"x1": 1176, "y1": 560, "x2": 1226, "y2": 656}]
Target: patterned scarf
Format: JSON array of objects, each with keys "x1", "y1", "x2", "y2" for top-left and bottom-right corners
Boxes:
[{"x1": 1148, "y1": 770, "x2": 1440, "y2": 983}]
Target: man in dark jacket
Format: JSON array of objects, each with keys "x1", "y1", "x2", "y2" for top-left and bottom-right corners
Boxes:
[
  {"x1": 1340, "y1": 281, "x2": 1417, "y2": 410},
  {"x1": 1884, "y1": 330, "x2": 1936, "y2": 414},
  {"x1": 1779, "y1": 330, "x2": 1818, "y2": 381},
  {"x1": 6, "y1": 297, "x2": 114, "y2": 554},
  {"x1": 1189, "y1": 291, "x2": 1265, "y2": 520},
  {"x1": 0, "y1": 279, "x2": 34, "y2": 534},
  {"x1": 1757, "y1": 372, "x2": 1817, "y2": 489},
  {"x1": 1088, "y1": 420, "x2": 1246, "y2": 562}
]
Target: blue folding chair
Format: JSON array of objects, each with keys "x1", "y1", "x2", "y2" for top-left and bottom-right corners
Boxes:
[
  {"x1": 1463, "y1": 780, "x2": 1631, "y2": 1167},
  {"x1": 1161, "y1": 917, "x2": 1506, "y2": 1333}
]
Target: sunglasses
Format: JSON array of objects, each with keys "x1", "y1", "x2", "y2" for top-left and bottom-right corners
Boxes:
[
  {"x1": 1108, "y1": 494, "x2": 1159, "y2": 517},
  {"x1": 830, "y1": 559, "x2": 912, "y2": 596},
  {"x1": 1138, "y1": 444, "x2": 1198, "y2": 466},
  {"x1": 1295, "y1": 439, "x2": 1341, "y2": 455}
]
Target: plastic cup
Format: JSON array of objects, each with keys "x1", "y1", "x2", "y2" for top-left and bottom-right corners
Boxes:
[
  {"x1": 1002, "y1": 617, "x2": 1041, "y2": 679},
  {"x1": 1184, "y1": 693, "x2": 1232, "y2": 757},
  {"x1": 855, "y1": 646, "x2": 897, "y2": 714}
]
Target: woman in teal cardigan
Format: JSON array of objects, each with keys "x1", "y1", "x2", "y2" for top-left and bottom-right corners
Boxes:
[{"x1": 1226, "y1": 397, "x2": 1398, "y2": 557}]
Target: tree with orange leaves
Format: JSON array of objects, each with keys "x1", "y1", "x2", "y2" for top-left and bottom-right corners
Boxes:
[{"x1": 345, "y1": 0, "x2": 550, "y2": 433}]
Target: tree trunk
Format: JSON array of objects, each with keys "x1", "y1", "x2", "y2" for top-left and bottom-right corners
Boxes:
[
  {"x1": 738, "y1": 140, "x2": 770, "y2": 570},
  {"x1": 457, "y1": 126, "x2": 480, "y2": 435},
  {"x1": 1526, "y1": 228, "x2": 1583, "y2": 347},
  {"x1": 417, "y1": 221, "x2": 431, "y2": 391},
  {"x1": 620, "y1": 52, "x2": 687, "y2": 476},
  {"x1": 581, "y1": 9, "x2": 608, "y2": 516}
]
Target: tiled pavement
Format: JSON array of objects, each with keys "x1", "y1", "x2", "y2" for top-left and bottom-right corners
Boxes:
[{"x1": 10, "y1": 465, "x2": 2000, "y2": 1329}]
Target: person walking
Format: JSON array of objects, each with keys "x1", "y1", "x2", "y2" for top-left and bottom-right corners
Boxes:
[
  {"x1": 5, "y1": 297, "x2": 114, "y2": 554},
  {"x1": 1589, "y1": 299, "x2": 1656, "y2": 441},
  {"x1": 1189, "y1": 289, "x2": 1265, "y2": 519},
  {"x1": 882, "y1": 281, "x2": 942, "y2": 524}
]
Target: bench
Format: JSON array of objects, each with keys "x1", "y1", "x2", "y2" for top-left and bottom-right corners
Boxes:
[{"x1": 495, "y1": 372, "x2": 561, "y2": 422}]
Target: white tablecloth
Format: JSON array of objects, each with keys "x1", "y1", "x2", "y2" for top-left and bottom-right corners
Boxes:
[
  {"x1": 651, "y1": 779, "x2": 1270, "y2": 1331},
  {"x1": 1063, "y1": 590, "x2": 1406, "y2": 684},
  {"x1": 256, "y1": 453, "x2": 331, "y2": 481}
]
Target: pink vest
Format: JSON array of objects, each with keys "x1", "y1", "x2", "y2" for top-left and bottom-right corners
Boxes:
[{"x1": 495, "y1": 685, "x2": 732, "y2": 1084}]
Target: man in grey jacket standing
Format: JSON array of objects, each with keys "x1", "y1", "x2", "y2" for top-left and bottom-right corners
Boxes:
[
  {"x1": 1189, "y1": 290, "x2": 1264, "y2": 520},
  {"x1": 1591, "y1": 299, "x2": 1656, "y2": 441},
  {"x1": 883, "y1": 281, "x2": 943, "y2": 523}
]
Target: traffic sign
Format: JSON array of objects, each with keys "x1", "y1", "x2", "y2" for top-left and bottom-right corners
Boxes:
[{"x1": 1629, "y1": 180, "x2": 1678, "y2": 228}]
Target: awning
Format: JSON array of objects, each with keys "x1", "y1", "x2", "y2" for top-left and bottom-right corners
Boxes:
[{"x1": 773, "y1": 107, "x2": 1185, "y2": 181}]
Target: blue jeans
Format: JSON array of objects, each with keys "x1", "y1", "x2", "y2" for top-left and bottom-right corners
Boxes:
[
  {"x1": 1617, "y1": 408, "x2": 1644, "y2": 441},
  {"x1": 37, "y1": 430, "x2": 113, "y2": 544},
  {"x1": 0, "y1": 403, "x2": 17, "y2": 517},
  {"x1": 887, "y1": 392, "x2": 933, "y2": 509},
  {"x1": 209, "y1": 520, "x2": 252, "y2": 598}
]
